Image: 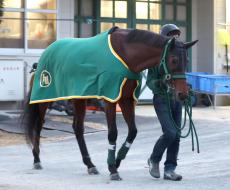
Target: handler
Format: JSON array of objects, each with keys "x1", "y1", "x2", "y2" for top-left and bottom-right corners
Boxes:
[{"x1": 146, "y1": 24, "x2": 183, "y2": 181}]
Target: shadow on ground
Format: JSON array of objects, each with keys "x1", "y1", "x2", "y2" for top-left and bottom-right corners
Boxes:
[{"x1": 0, "y1": 110, "x2": 157, "y2": 138}]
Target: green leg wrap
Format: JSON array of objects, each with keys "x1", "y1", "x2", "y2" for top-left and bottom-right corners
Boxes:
[
  {"x1": 117, "y1": 142, "x2": 131, "y2": 160},
  {"x1": 107, "y1": 144, "x2": 116, "y2": 165}
]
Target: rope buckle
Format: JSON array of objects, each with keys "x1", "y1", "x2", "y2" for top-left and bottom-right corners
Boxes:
[{"x1": 164, "y1": 74, "x2": 171, "y2": 81}]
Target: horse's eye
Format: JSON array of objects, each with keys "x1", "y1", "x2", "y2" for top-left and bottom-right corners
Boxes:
[{"x1": 172, "y1": 58, "x2": 178, "y2": 65}]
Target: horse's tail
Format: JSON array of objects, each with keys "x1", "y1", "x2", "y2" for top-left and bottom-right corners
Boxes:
[{"x1": 21, "y1": 73, "x2": 40, "y2": 146}]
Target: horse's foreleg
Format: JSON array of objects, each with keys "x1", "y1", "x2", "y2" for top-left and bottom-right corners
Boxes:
[
  {"x1": 32, "y1": 103, "x2": 49, "y2": 169},
  {"x1": 72, "y1": 100, "x2": 99, "y2": 175},
  {"x1": 104, "y1": 101, "x2": 121, "y2": 180},
  {"x1": 116, "y1": 98, "x2": 137, "y2": 169}
]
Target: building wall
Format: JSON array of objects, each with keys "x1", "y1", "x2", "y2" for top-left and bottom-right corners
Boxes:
[
  {"x1": 195, "y1": 0, "x2": 214, "y2": 73},
  {"x1": 191, "y1": 0, "x2": 198, "y2": 72},
  {"x1": 192, "y1": 0, "x2": 230, "y2": 106}
]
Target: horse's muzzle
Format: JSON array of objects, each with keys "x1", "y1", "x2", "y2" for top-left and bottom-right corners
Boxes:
[{"x1": 177, "y1": 92, "x2": 188, "y2": 101}]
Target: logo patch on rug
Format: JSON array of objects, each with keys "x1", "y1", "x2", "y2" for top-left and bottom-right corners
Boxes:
[{"x1": 40, "y1": 70, "x2": 52, "y2": 87}]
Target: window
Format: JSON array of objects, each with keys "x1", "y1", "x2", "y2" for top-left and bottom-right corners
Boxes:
[
  {"x1": 101, "y1": 1, "x2": 113, "y2": 18},
  {"x1": 27, "y1": 12, "x2": 56, "y2": 49},
  {"x1": 100, "y1": 0, "x2": 128, "y2": 32},
  {"x1": 0, "y1": 12, "x2": 23, "y2": 48},
  {"x1": 135, "y1": 0, "x2": 161, "y2": 32},
  {"x1": 100, "y1": 0, "x2": 127, "y2": 18},
  {"x1": 75, "y1": 0, "x2": 190, "y2": 43},
  {"x1": 136, "y1": 0, "x2": 161, "y2": 20},
  {"x1": 0, "y1": 0, "x2": 57, "y2": 51},
  {"x1": 134, "y1": 0, "x2": 188, "y2": 39}
]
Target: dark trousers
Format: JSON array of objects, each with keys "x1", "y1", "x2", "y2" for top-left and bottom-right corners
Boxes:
[{"x1": 150, "y1": 94, "x2": 182, "y2": 172}]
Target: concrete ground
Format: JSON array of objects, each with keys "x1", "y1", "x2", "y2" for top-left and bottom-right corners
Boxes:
[{"x1": 0, "y1": 105, "x2": 230, "y2": 190}]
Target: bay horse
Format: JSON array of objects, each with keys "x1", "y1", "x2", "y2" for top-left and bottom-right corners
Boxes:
[{"x1": 21, "y1": 26, "x2": 197, "y2": 180}]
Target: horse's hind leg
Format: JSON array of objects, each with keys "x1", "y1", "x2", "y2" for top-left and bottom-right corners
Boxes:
[
  {"x1": 32, "y1": 103, "x2": 49, "y2": 169},
  {"x1": 72, "y1": 99, "x2": 99, "y2": 175},
  {"x1": 104, "y1": 101, "x2": 121, "y2": 180}
]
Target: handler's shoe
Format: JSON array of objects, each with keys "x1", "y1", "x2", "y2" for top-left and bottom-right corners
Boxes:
[
  {"x1": 148, "y1": 158, "x2": 160, "y2": 178},
  {"x1": 164, "y1": 170, "x2": 182, "y2": 181}
]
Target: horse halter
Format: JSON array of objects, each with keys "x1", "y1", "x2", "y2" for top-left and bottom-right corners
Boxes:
[{"x1": 158, "y1": 38, "x2": 186, "y2": 92}]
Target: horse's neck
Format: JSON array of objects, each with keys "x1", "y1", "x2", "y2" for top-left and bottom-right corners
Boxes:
[{"x1": 111, "y1": 30, "x2": 163, "y2": 73}]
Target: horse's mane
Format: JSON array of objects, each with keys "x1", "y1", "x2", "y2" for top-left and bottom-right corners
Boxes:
[{"x1": 126, "y1": 29, "x2": 169, "y2": 48}]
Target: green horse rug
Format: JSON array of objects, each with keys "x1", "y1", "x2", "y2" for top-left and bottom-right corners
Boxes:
[{"x1": 30, "y1": 28, "x2": 142, "y2": 104}]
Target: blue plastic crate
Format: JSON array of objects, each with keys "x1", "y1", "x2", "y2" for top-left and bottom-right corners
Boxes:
[
  {"x1": 186, "y1": 72, "x2": 208, "y2": 90},
  {"x1": 198, "y1": 75, "x2": 230, "y2": 94}
]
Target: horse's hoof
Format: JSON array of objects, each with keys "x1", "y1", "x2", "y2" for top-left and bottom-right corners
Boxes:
[
  {"x1": 33, "y1": 163, "x2": 43, "y2": 170},
  {"x1": 110, "y1": 173, "x2": 122, "y2": 181},
  {"x1": 88, "y1": 167, "x2": 99, "y2": 175}
]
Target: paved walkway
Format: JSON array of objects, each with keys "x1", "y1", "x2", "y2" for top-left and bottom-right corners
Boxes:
[{"x1": 0, "y1": 105, "x2": 230, "y2": 190}]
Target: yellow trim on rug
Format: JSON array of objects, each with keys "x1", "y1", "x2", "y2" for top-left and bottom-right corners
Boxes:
[
  {"x1": 29, "y1": 78, "x2": 129, "y2": 104},
  {"x1": 108, "y1": 34, "x2": 129, "y2": 69}
]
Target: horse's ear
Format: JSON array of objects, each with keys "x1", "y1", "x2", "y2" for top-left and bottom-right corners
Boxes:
[{"x1": 184, "y1": 40, "x2": 198, "y2": 49}]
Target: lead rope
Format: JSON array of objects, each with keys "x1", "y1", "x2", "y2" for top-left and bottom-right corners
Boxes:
[{"x1": 164, "y1": 89, "x2": 200, "y2": 153}]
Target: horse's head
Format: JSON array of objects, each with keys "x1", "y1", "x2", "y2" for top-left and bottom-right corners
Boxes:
[{"x1": 158, "y1": 38, "x2": 198, "y2": 101}]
